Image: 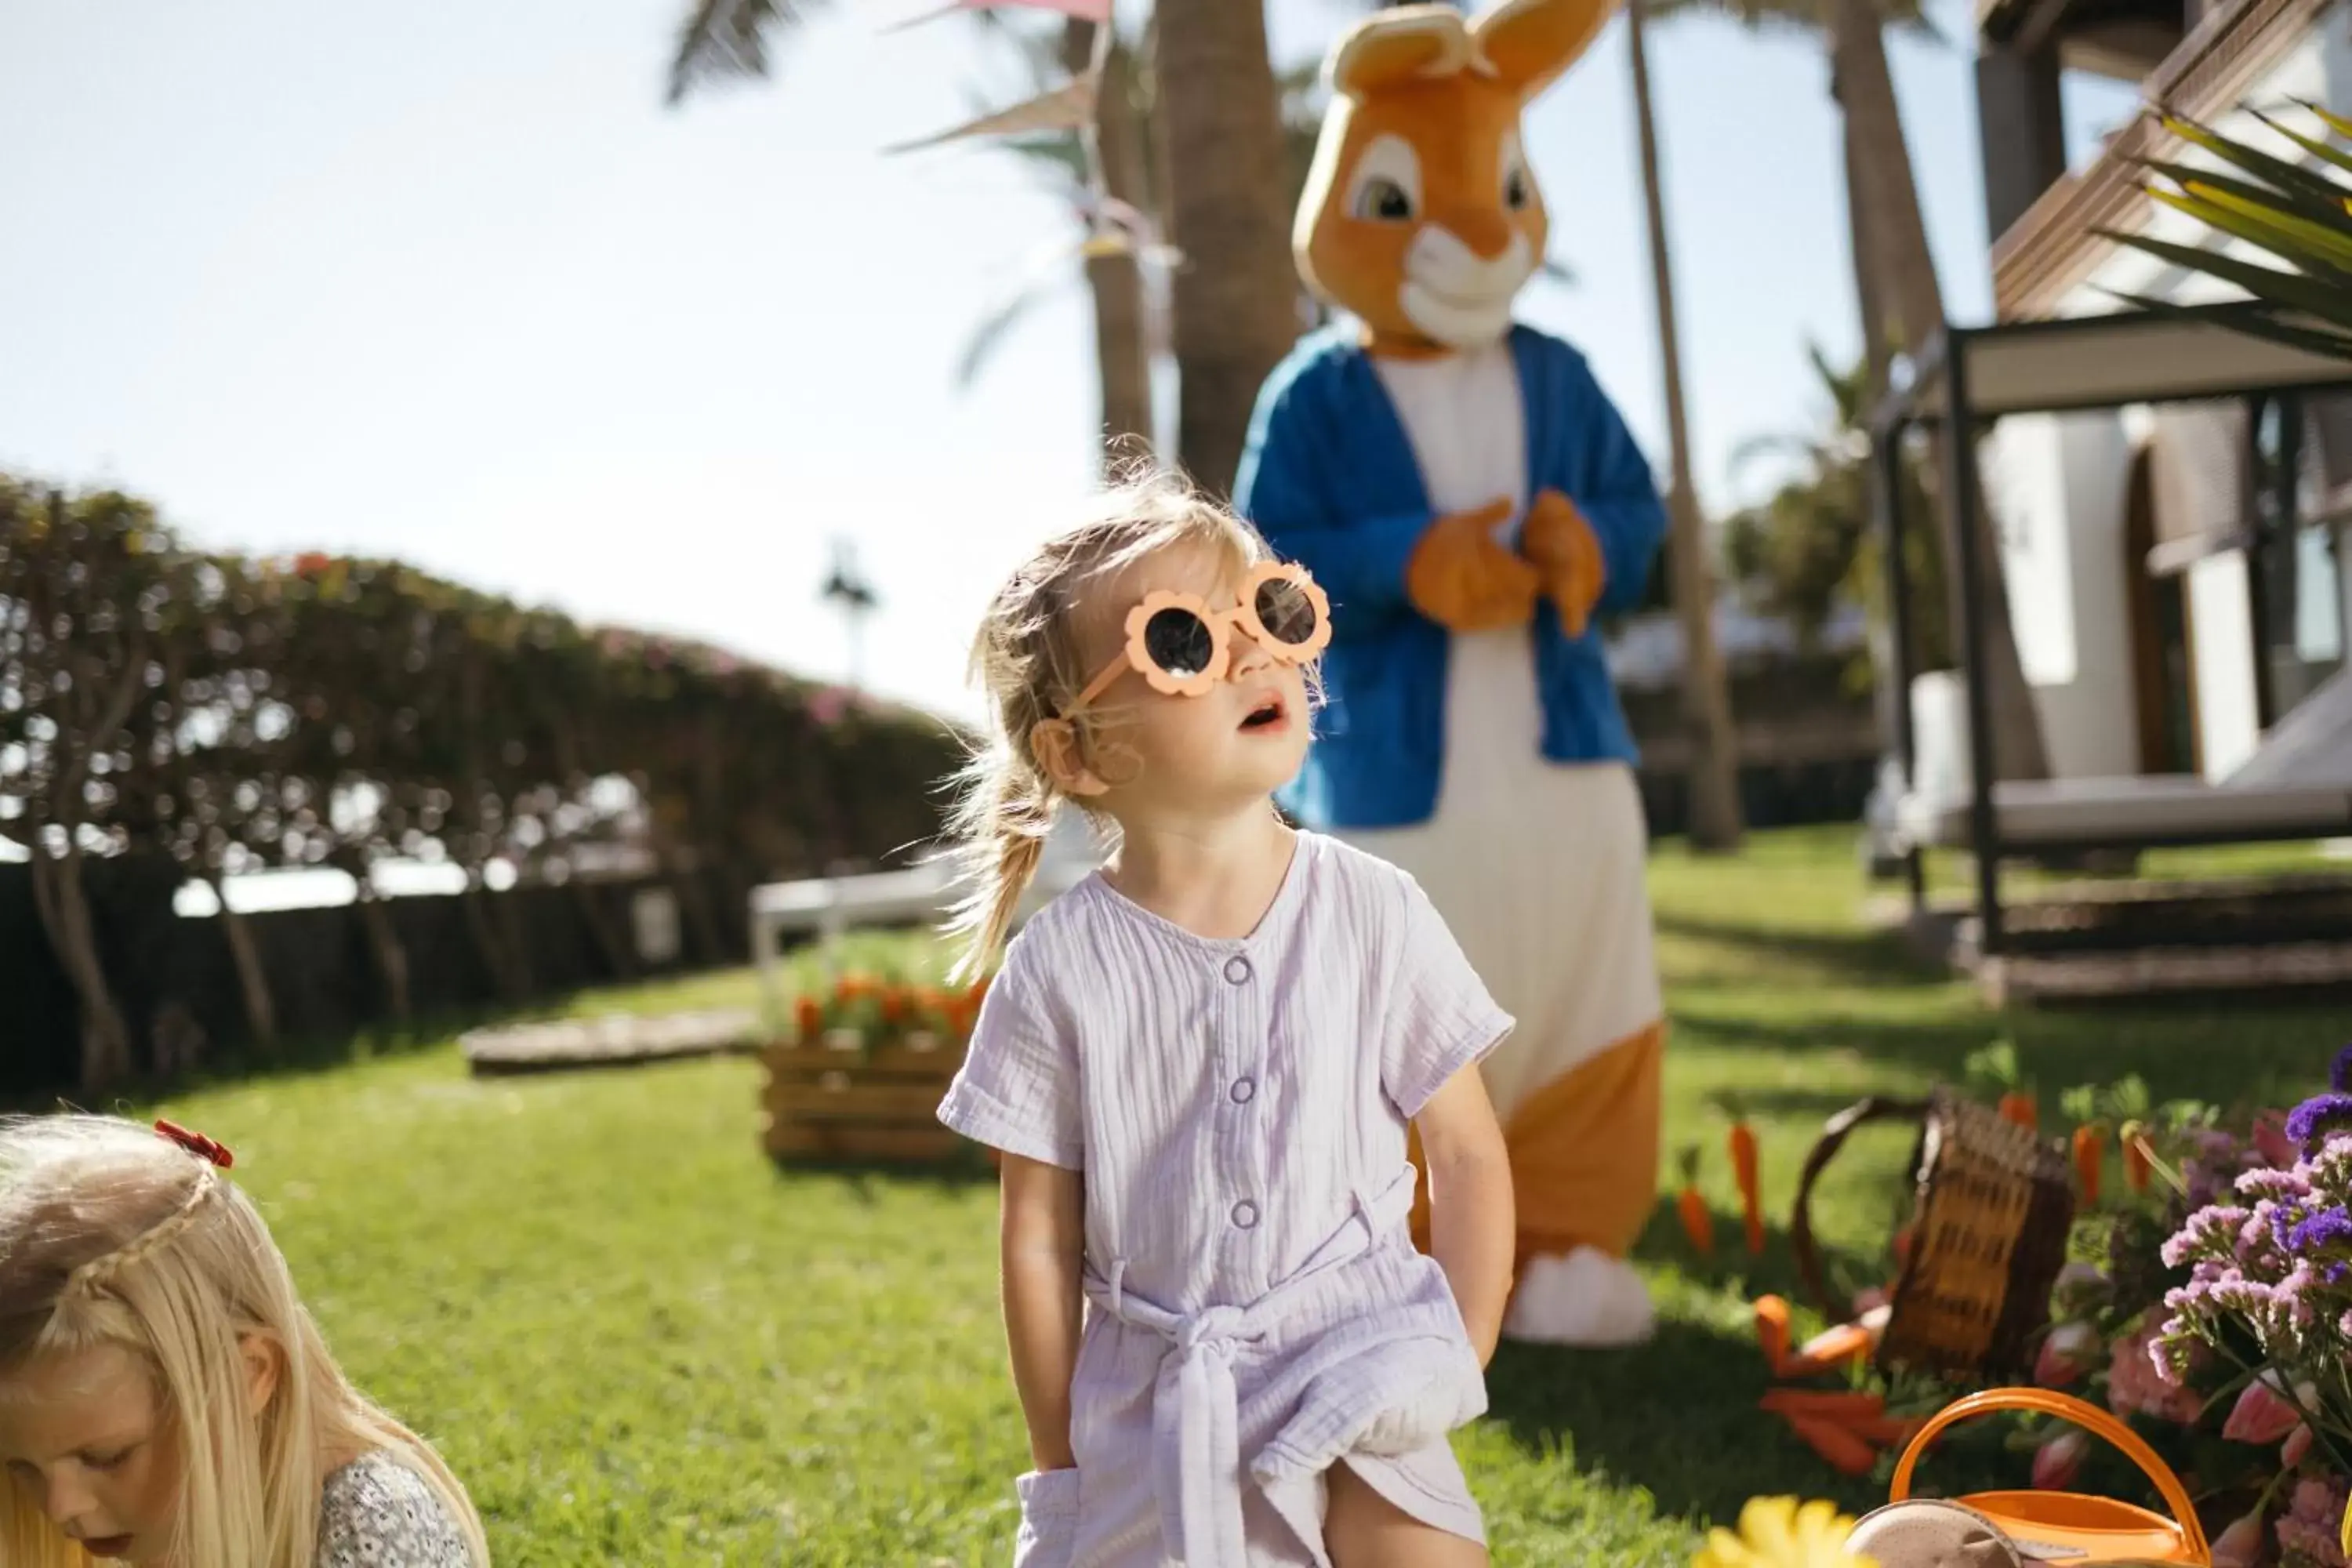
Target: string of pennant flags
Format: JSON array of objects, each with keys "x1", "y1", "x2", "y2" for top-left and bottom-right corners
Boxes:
[{"x1": 879, "y1": 0, "x2": 1182, "y2": 317}]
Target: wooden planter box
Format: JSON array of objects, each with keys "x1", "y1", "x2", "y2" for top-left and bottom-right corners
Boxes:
[{"x1": 761, "y1": 1029, "x2": 981, "y2": 1166}]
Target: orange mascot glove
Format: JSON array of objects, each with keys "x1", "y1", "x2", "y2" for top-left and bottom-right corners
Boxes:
[
  {"x1": 1521, "y1": 489, "x2": 1607, "y2": 637},
  {"x1": 1405, "y1": 499, "x2": 1541, "y2": 633}
]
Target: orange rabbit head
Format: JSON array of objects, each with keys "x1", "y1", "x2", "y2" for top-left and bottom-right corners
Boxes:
[{"x1": 1296, "y1": 0, "x2": 1615, "y2": 353}]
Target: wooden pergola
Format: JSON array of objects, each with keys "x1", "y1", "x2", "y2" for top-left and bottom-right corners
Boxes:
[{"x1": 1871, "y1": 301, "x2": 2352, "y2": 955}]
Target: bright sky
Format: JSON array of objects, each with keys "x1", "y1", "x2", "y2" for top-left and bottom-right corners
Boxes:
[{"x1": 0, "y1": 0, "x2": 2141, "y2": 728}]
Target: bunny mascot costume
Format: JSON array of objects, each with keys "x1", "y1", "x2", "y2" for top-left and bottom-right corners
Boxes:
[{"x1": 1236, "y1": 0, "x2": 1669, "y2": 1347}]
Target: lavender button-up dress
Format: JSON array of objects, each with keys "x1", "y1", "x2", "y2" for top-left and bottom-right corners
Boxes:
[{"x1": 939, "y1": 831, "x2": 1512, "y2": 1566}]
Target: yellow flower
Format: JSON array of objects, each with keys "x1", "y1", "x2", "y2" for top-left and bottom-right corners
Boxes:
[{"x1": 1694, "y1": 1497, "x2": 1876, "y2": 1568}]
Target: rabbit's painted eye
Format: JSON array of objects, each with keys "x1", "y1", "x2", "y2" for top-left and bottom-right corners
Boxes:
[
  {"x1": 1360, "y1": 180, "x2": 1414, "y2": 221},
  {"x1": 1344, "y1": 133, "x2": 1422, "y2": 225},
  {"x1": 1501, "y1": 132, "x2": 1535, "y2": 212}
]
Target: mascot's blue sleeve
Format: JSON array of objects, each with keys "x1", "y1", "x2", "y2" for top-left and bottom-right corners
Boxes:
[
  {"x1": 1545, "y1": 341, "x2": 1667, "y2": 618},
  {"x1": 1234, "y1": 338, "x2": 1433, "y2": 637}
]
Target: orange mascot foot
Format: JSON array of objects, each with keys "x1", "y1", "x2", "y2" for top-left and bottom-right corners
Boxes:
[{"x1": 1410, "y1": 1021, "x2": 1665, "y2": 1348}]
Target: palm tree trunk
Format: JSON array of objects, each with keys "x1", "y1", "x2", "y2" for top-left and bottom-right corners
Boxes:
[
  {"x1": 1830, "y1": 0, "x2": 2051, "y2": 782},
  {"x1": 1065, "y1": 20, "x2": 1152, "y2": 466},
  {"x1": 1839, "y1": 93, "x2": 1904, "y2": 758},
  {"x1": 31, "y1": 848, "x2": 134, "y2": 1091},
  {"x1": 1154, "y1": 0, "x2": 1299, "y2": 498},
  {"x1": 1628, "y1": 0, "x2": 1744, "y2": 852},
  {"x1": 206, "y1": 874, "x2": 280, "y2": 1051},
  {"x1": 356, "y1": 887, "x2": 414, "y2": 1025}
]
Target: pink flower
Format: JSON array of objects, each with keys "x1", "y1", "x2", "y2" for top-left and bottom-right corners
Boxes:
[
  {"x1": 2223, "y1": 1374, "x2": 2304, "y2": 1444},
  {"x1": 2278, "y1": 1475, "x2": 2349, "y2": 1567},
  {"x1": 2213, "y1": 1509, "x2": 2268, "y2": 1568},
  {"x1": 2034, "y1": 1323, "x2": 2101, "y2": 1388},
  {"x1": 2255, "y1": 1109, "x2": 2299, "y2": 1170},
  {"x1": 2284, "y1": 1421, "x2": 2314, "y2": 1468},
  {"x1": 2032, "y1": 1429, "x2": 2089, "y2": 1490},
  {"x1": 2108, "y1": 1323, "x2": 2204, "y2": 1424}
]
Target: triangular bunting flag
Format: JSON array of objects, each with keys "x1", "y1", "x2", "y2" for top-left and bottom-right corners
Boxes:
[{"x1": 883, "y1": 76, "x2": 1095, "y2": 154}]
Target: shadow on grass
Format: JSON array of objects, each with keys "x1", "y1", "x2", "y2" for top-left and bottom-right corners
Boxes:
[
  {"x1": 1654, "y1": 911, "x2": 1944, "y2": 991},
  {"x1": 763, "y1": 1150, "x2": 999, "y2": 1200},
  {"x1": 1626, "y1": 1196, "x2": 1892, "y2": 1316},
  {"x1": 1692, "y1": 1007, "x2": 2350, "y2": 1108},
  {"x1": 1486, "y1": 1316, "x2": 1885, "y2": 1523},
  {"x1": 3, "y1": 968, "x2": 775, "y2": 1117}
]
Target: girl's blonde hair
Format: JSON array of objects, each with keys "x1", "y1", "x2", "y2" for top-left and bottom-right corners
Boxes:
[
  {"x1": 0, "y1": 1115, "x2": 492, "y2": 1568},
  {"x1": 946, "y1": 466, "x2": 1304, "y2": 979}
]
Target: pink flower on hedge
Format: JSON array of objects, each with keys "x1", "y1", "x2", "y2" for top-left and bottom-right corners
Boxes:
[
  {"x1": 2034, "y1": 1323, "x2": 2100, "y2": 1388},
  {"x1": 2223, "y1": 1374, "x2": 2303, "y2": 1444},
  {"x1": 2031, "y1": 1429, "x2": 2089, "y2": 1490}
]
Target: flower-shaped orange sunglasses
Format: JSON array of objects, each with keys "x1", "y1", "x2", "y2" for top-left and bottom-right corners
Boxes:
[{"x1": 1062, "y1": 561, "x2": 1333, "y2": 717}]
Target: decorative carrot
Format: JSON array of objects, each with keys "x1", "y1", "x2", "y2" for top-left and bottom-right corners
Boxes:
[
  {"x1": 793, "y1": 996, "x2": 823, "y2": 1039},
  {"x1": 1676, "y1": 1148, "x2": 1715, "y2": 1256},
  {"x1": 2121, "y1": 1120, "x2": 2153, "y2": 1194},
  {"x1": 1754, "y1": 1295, "x2": 1793, "y2": 1374},
  {"x1": 1760, "y1": 1388, "x2": 1886, "y2": 1421},
  {"x1": 1999, "y1": 1091, "x2": 2038, "y2": 1131},
  {"x1": 1730, "y1": 1119, "x2": 1764, "y2": 1256},
  {"x1": 1784, "y1": 1412, "x2": 1881, "y2": 1477},
  {"x1": 1844, "y1": 1414, "x2": 1929, "y2": 1447},
  {"x1": 880, "y1": 987, "x2": 908, "y2": 1025},
  {"x1": 2071, "y1": 1123, "x2": 2104, "y2": 1203},
  {"x1": 1782, "y1": 1322, "x2": 1875, "y2": 1377}
]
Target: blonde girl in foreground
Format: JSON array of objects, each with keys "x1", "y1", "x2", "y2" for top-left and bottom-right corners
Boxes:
[
  {"x1": 936, "y1": 470, "x2": 1519, "y2": 1566},
  {"x1": 0, "y1": 1114, "x2": 489, "y2": 1567}
]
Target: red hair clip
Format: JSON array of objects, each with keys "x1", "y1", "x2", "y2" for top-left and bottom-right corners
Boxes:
[{"x1": 153, "y1": 1120, "x2": 234, "y2": 1170}]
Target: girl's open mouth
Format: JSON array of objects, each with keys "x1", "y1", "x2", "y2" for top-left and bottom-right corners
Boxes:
[{"x1": 1240, "y1": 695, "x2": 1288, "y2": 733}]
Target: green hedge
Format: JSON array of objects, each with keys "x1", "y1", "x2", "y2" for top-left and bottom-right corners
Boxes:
[{"x1": 1, "y1": 474, "x2": 965, "y2": 1087}]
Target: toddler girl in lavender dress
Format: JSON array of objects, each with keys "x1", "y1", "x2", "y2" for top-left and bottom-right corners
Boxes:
[{"x1": 937, "y1": 471, "x2": 1519, "y2": 1567}]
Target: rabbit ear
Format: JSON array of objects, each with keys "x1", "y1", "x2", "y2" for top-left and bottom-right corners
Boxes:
[
  {"x1": 1329, "y1": 5, "x2": 1475, "y2": 97},
  {"x1": 1471, "y1": 0, "x2": 1617, "y2": 97}
]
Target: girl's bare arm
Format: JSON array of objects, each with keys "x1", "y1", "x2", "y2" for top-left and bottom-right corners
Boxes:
[
  {"x1": 1414, "y1": 1067, "x2": 1515, "y2": 1366},
  {"x1": 999, "y1": 1152, "x2": 1087, "y2": 1469}
]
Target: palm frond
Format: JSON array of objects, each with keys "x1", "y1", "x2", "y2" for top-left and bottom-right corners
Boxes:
[
  {"x1": 2099, "y1": 289, "x2": 2352, "y2": 361},
  {"x1": 2096, "y1": 226, "x2": 2352, "y2": 330},
  {"x1": 954, "y1": 273, "x2": 1073, "y2": 390},
  {"x1": 665, "y1": 0, "x2": 805, "y2": 106},
  {"x1": 2100, "y1": 105, "x2": 2352, "y2": 355}
]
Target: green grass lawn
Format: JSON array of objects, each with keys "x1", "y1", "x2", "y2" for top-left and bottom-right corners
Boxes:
[{"x1": 136, "y1": 827, "x2": 2352, "y2": 1565}]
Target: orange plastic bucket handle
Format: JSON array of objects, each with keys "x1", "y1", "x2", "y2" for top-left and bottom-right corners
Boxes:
[{"x1": 1890, "y1": 1387, "x2": 2211, "y2": 1561}]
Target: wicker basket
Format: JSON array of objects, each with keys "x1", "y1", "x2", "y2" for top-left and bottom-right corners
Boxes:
[
  {"x1": 1789, "y1": 1087, "x2": 2075, "y2": 1381},
  {"x1": 761, "y1": 1029, "x2": 975, "y2": 1167}
]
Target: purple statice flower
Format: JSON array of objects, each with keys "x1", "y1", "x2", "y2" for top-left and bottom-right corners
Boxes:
[
  {"x1": 2288, "y1": 1092, "x2": 2352, "y2": 1152},
  {"x1": 2307, "y1": 1134, "x2": 2352, "y2": 1194},
  {"x1": 2333, "y1": 1043, "x2": 2352, "y2": 1094},
  {"x1": 2244, "y1": 1168, "x2": 2314, "y2": 1200},
  {"x1": 2288, "y1": 1205, "x2": 2352, "y2": 1253},
  {"x1": 2166, "y1": 1203, "x2": 2252, "y2": 1268}
]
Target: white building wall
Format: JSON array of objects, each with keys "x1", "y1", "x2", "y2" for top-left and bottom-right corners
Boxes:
[
  {"x1": 2011, "y1": 23, "x2": 2347, "y2": 781},
  {"x1": 1982, "y1": 412, "x2": 2142, "y2": 779}
]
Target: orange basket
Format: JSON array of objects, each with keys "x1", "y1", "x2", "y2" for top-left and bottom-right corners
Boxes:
[{"x1": 1847, "y1": 1388, "x2": 2211, "y2": 1565}]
